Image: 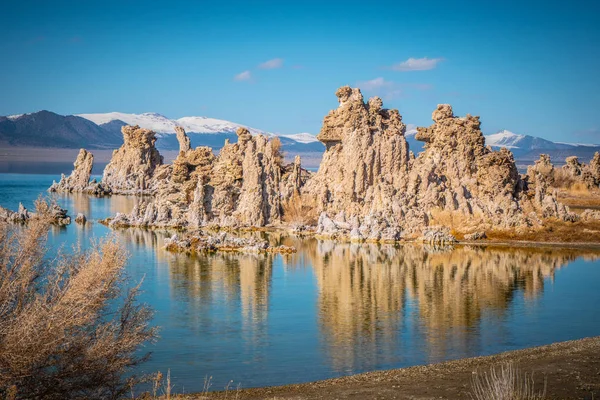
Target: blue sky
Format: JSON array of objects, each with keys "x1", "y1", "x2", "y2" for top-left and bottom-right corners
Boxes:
[{"x1": 1, "y1": 0, "x2": 599, "y2": 141}]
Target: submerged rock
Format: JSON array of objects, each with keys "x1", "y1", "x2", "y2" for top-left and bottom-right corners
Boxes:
[
  {"x1": 464, "y1": 231, "x2": 487, "y2": 241},
  {"x1": 75, "y1": 213, "x2": 87, "y2": 224},
  {"x1": 421, "y1": 227, "x2": 457, "y2": 245},
  {"x1": 0, "y1": 203, "x2": 71, "y2": 225},
  {"x1": 164, "y1": 231, "x2": 296, "y2": 254}
]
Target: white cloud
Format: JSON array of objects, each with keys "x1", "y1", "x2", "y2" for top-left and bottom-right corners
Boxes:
[
  {"x1": 258, "y1": 58, "x2": 284, "y2": 69},
  {"x1": 357, "y1": 77, "x2": 402, "y2": 99},
  {"x1": 390, "y1": 57, "x2": 443, "y2": 72},
  {"x1": 234, "y1": 70, "x2": 252, "y2": 81}
]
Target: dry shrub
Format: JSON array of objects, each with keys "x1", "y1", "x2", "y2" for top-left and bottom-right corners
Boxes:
[
  {"x1": 282, "y1": 192, "x2": 318, "y2": 226},
  {"x1": 270, "y1": 137, "x2": 284, "y2": 166},
  {"x1": 565, "y1": 181, "x2": 591, "y2": 196},
  {"x1": 550, "y1": 169, "x2": 576, "y2": 190},
  {"x1": 0, "y1": 201, "x2": 157, "y2": 399},
  {"x1": 428, "y1": 208, "x2": 487, "y2": 237},
  {"x1": 471, "y1": 363, "x2": 546, "y2": 400}
]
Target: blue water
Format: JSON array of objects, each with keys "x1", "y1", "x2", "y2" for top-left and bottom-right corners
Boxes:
[{"x1": 2, "y1": 173, "x2": 600, "y2": 393}]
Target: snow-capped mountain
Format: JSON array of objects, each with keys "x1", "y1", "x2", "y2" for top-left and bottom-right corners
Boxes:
[
  {"x1": 484, "y1": 129, "x2": 577, "y2": 154},
  {"x1": 77, "y1": 112, "x2": 317, "y2": 142},
  {"x1": 405, "y1": 128, "x2": 600, "y2": 164}
]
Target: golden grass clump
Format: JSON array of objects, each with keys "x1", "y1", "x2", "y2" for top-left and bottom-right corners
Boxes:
[
  {"x1": 471, "y1": 363, "x2": 546, "y2": 400},
  {"x1": 282, "y1": 192, "x2": 318, "y2": 226},
  {"x1": 0, "y1": 201, "x2": 157, "y2": 399},
  {"x1": 428, "y1": 208, "x2": 488, "y2": 238}
]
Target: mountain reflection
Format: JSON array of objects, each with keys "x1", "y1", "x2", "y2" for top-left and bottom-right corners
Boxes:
[{"x1": 141, "y1": 232, "x2": 599, "y2": 374}]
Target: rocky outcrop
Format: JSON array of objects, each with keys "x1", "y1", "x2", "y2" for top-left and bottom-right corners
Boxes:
[
  {"x1": 48, "y1": 149, "x2": 110, "y2": 195},
  {"x1": 105, "y1": 126, "x2": 296, "y2": 228},
  {"x1": 75, "y1": 213, "x2": 87, "y2": 224},
  {"x1": 303, "y1": 87, "x2": 575, "y2": 240},
  {"x1": 0, "y1": 203, "x2": 71, "y2": 225},
  {"x1": 527, "y1": 152, "x2": 600, "y2": 190},
  {"x1": 175, "y1": 126, "x2": 191, "y2": 153},
  {"x1": 60, "y1": 87, "x2": 585, "y2": 241},
  {"x1": 164, "y1": 231, "x2": 296, "y2": 254},
  {"x1": 563, "y1": 156, "x2": 583, "y2": 178},
  {"x1": 102, "y1": 125, "x2": 165, "y2": 194}
]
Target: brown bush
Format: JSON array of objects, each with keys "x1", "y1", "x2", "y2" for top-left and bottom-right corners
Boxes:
[
  {"x1": 282, "y1": 192, "x2": 318, "y2": 226},
  {"x1": 551, "y1": 169, "x2": 576, "y2": 190},
  {"x1": 0, "y1": 201, "x2": 157, "y2": 399}
]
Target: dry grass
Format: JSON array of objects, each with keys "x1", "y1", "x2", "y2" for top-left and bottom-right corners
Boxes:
[
  {"x1": 471, "y1": 363, "x2": 546, "y2": 400},
  {"x1": 0, "y1": 200, "x2": 157, "y2": 399},
  {"x1": 282, "y1": 192, "x2": 318, "y2": 226},
  {"x1": 270, "y1": 137, "x2": 284, "y2": 166},
  {"x1": 428, "y1": 208, "x2": 488, "y2": 238},
  {"x1": 487, "y1": 218, "x2": 600, "y2": 243}
]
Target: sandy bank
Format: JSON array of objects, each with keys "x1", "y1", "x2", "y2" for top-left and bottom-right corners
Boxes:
[{"x1": 178, "y1": 336, "x2": 600, "y2": 399}]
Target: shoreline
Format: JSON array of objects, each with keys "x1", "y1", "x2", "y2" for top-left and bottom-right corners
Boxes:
[{"x1": 177, "y1": 336, "x2": 600, "y2": 399}]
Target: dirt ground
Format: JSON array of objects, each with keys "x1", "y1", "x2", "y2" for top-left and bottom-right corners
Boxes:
[{"x1": 178, "y1": 337, "x2": 600, "y2": 400}]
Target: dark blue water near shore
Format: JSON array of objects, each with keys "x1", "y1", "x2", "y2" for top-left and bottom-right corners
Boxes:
[{"x1": 1, "y1": 173, "x2": 600, "y2": 393}]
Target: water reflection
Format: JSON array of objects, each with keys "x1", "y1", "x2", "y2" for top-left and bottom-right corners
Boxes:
[{"x1": 156, "y1": 237, "x2": 599, "y2": 375}]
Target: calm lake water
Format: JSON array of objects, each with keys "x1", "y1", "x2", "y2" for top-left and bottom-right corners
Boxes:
[{"x1": 2, "y1": 173, "x2": 600, "y2": 393}]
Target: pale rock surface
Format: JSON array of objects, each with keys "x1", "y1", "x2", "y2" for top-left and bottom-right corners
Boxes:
[
  {"x1": 305, "y1": 87, "x2": 575, "y2": 240},
  {"x1": 0, "y1": 203, "x2": 71, "y2": 225},
  {"x1": 164, "y1": 231, "x2": 296, "y2": 254},
  {"x1": 75, "y1": 213, "x2": 87, "y2": 224},
  {"x1": 107, "y1": 126, "x2": 297, "y2": 228},
  {"x1": 102, "y1": 125, "x2": 165, "y2": 194},
  {"x1": 48, "y1": 149, "x2": 110, "y2": 195},
  {"x1": 304, "y1": 86, "x2": 409, "y2": 239}
]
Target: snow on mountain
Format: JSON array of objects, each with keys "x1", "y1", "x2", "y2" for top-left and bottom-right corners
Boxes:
[
  {"x1": 77, "y1": 112, "x2": 318, "y2": 143},
  {"x1": 278, "y1": 133, "x2": 319, "y2": 144},
  {"x1": 175, "y1": 116, "x2": 264, "y2": 136},
  {"x1": 78, "y1": 112, "x2": 178, "y2": 134},
  {"x1": 485, "y1": 130, "x2": 525, "y2": 149}
]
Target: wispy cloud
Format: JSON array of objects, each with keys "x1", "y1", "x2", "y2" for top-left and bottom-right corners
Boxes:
[
  {"x1": 389, "y1": 57, "x2": 444, "y2": 72},
  {"x1": 357, "y1": 77, "x2": 402, "y2": 99},
  {"x1": 258, "y1": 58, "x2": 284, "y2": 69},
  {"x1": 234, "y1": 70, "x2": 252, "y2": 81}
]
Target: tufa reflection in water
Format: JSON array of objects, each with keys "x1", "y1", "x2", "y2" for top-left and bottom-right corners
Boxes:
[{"x1": 125, "y1": 231, "x2": 599, "y2": 374}]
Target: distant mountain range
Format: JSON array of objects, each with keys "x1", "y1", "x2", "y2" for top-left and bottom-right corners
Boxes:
[
  {"x1": 0, "y1": 111, "x2": 123, "y2": 149},
  {"x1": 1, "y1": 111, "x2": 324, "y2": 153},
  {"x1": 406, "y1": 128, "x2": 600, "y2": 165},
  {"x1": 2, "y1": 111, "x2": 598, "y2": 166}
]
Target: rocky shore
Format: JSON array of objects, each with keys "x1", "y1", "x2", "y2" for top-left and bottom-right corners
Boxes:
[
  {"x1": 175, "y1": 336, "x2": 600, "y2": 399},
  {"x1": 42, "y1": 86, "x2": 600, "y2": 248}
]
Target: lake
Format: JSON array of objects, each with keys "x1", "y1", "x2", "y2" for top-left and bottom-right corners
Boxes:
[{"x1": 1, "y1": 173, "x2": 600, "y2": 394}]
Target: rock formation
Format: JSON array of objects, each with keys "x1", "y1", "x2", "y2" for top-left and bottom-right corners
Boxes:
[
  {"x1": 102, "y1": 125, "x2": 165, "y2": 194},
  {"x1": 107, "y1": 126, "x2": 302, "y2": 228},
  {"x1": 0, "y1": 203, "x2": 71, "y2": 225},
  {"x1": 528, "y1": 152, "x2": 600, "y2": 190},
  {"x1": 55, "y1": 86, "x2": 587, "y2": 241},
  {"x1": 164, "y1": 231, "x2": 296, "y2": 254},
  {"x1": 48, "y1": 149, "x2": 109, "y2": 195},
  {"x1": 303, "y1": 86, "x2": 575, "y2": 240}
]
